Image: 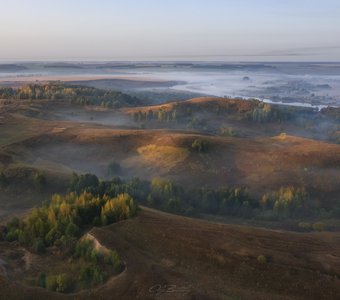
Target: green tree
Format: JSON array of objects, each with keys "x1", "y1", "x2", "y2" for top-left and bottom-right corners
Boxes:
[
  {"x1": 65, "y1": 222, "x2": 79, "y2": 237},
  {"x1": 55, "y1": 273, "x2": 72, "y2": 293},
  {"x1": 46, "y1": 275, "x2": 57, "y2": 291}
]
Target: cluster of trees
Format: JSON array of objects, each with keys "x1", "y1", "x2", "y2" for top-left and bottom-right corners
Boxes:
[
  {"x1": 260, "y1": 186, "x2": 308, "y2": 219},
  {"x1": 74, "y1": 238, "x2": 123, "y2": 287},
  {"x1": 75, "y1": 239, "x2": 122, "y2": 271},
  {"x1": 66, "y1": 174, "x2": 253, "y2": 217},
  {"x1": 0, "y1": 184, "x2": 136, "y2": 292},
  {"x1": 252, "y1": 103, "x2": 273, "y2": 123},
  {"x1": 146, "y1": 178, "x2": 253, "y2": 217},
  {"x1": 0, "y1": 83, "x2": 141, "y2": 108},
  {"x1": 133, "y1": 108, "x2": 179, "y2": 123},
  {"x1": 0, "y1": 172, "x2": 330, "y2": 238},
  {"x1": 130, "y1": 99, "x2": 299, "y2": 127},
  {"x1": 251, "y1": 102, "x2": 293, "y2": 123},
  {"x1": 68, "y1": 173, "x2": 150, "y2": 204},
  {"x1": 65, "y1": 174, "x2": 326, "y2": 221},
  {"x1": 1, "y1": 191, "x2": 137, "y2": 251}
]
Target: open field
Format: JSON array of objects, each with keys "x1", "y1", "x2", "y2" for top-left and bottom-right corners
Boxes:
[
  {"x1": 2, "y1": 105, "x2": 339, "y2": 200},
  {"x1": 1, "y1": 207, "x2": 339, "y2": 299}
]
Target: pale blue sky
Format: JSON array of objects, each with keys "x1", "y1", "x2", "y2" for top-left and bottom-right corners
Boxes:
[{"x1": 1, "y1": 0, "x2": 339, "y2": 61}]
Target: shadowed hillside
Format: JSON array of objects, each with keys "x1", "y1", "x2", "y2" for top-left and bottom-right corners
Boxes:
[{"x1": 0, "y1": 207, "x2": 339, "y2": 299}]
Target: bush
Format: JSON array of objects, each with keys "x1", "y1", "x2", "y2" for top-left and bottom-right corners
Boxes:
[
  {"x1": 55, "y1": 273, "x2": 72, "y2": 293},
  {"x1": 312, "y1": 222, "x2": 326, "y2": 231},
  {"x1": 6, "y1": 217, "x2": 20, "y2": 230},
  {"x1": 45, "y1": 228, "x2": 61, "y2": 246},
  {"x1": 18, "y1": 230, "x2": 29, "y2": 245},
  {"x1": 79, "y1": 265, "x2": 105, "y2": 286},
  {"x1": 75, "y1": 239, "x2": 94, "y2": 260},
  {"x1": 104, "y1": 250, "x2": 123, "y2": 272},
  {"x1": 46, "y1": 273, "x2": 72, "y2": 293},
  {"x1": 5, "y1": 229, "x2": 19, "y2": 242},
  {"x1": 90, "y1": 248, "x2": 99, "y2": 264},
  {"x1": 298, "y1": 222, "x2": 312, "y2": 231},
  {"x1": 46, "y1": 275, "x2": 57, "y2": 291},
  {"x1": 257, "y1": 255, "x2": 267, "y2": 264},
  {"x1": 191, "y1": 139, "x2": 209, "y2": 153}
]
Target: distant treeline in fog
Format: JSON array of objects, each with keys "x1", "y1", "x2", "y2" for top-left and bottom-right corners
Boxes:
[{"x1": 0, "y1": 83, "x2": 142, "y2": 108}]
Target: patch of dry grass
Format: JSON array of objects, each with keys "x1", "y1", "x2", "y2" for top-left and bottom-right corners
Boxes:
[{"x1": 137, "y1": 144, "x2": 189, "y2": 171}]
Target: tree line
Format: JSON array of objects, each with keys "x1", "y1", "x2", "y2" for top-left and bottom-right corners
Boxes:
[
  {"x1": 67, "y1": 173, "x2": 321, "y2": 220},
  {"x1": 0, "y1": 83, "x2": 141, "y2": 108},
  {"x1": 131, "y1": 100, "x2": 300, "y2": 125}
]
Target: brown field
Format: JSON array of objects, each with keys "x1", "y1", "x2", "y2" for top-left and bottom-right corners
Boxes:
[{"x1": 1, "y1": 207, "x2": 340, "y2": 299}]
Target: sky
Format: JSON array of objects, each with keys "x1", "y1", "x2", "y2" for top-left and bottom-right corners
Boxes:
[{"x1": 0, "y1": 0, "x2": 340, "y2": 61}]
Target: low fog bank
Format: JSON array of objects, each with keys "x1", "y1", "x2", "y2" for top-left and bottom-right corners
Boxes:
[
  {"x1": 1, "y1": 62, "x2": 340, "y2": 107},
  {"x1": 52, "y1": 106, "x2": 136, "y2": 128}
]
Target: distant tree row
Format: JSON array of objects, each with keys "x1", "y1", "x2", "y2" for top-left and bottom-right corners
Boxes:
[
  {"x1": 0, "y1": 83, "x2": 141, "y2": 108},
  {"x1": 0, "y1": 171, "x2": 336, "y2": 230},
  {"x1": 133, "y1": 108, "x2": 178, "y2": 122},
  {"x1": 251, "y1": 102, "x2": 293, "y2": 123},
  {"x1": 130, "y1": 99, "x2": 299, "y2": 126}
]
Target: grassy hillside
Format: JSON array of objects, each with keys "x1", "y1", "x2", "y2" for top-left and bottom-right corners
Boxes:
[
  {"x1": 5, "y1": 126, "x2": 338, "y2": 201},
  {"x1": 1, "y1": 207, "x2": 339, "y2": 299}
]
